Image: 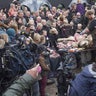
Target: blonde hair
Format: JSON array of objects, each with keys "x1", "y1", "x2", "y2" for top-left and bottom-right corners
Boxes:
[
  {"x1": 85, "y1": 10, "x2": 94, "y2": 17},
  {"x1": 0, "y1": 34, "x2": 9, "y2": 43},
  {"x1": 28, "y1": 19, "x2": 34, "y2": 25},
  {"x1": 0, "y1": 39, "x2": 5, "y2": 49},
  {"x1": 50, "y1": 28, "x2": 58, "y2": 34},
  {"x1": 77, "y1": 0, "x2": 81, "y2": 3},
  {"x1": 37, "y1": 23, "x2": 43, "y2": 28},
  {"x1": 31, "y1": 33, "x2": 45, "y2": 44}
]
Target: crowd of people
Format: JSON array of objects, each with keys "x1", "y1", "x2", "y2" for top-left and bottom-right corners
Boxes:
[{"x1": 0, "y1": 0, "x2": 96, "y2": 96}]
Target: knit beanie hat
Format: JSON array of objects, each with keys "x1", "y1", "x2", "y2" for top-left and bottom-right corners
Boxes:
[{"x1": 6, "y1": 28, "x2": 16, "y2": 37}]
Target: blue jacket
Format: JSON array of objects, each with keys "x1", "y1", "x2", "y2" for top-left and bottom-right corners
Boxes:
[{"x1": 69, "y1": 64, "x2": 96, "y2": 96}]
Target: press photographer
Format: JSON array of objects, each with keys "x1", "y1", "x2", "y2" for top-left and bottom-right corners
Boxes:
[{"x1": 56, "y1": 47, "x2": 77, "y2": 96}]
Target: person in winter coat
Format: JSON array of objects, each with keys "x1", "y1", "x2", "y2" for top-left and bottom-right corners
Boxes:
[
  {"x1": 49, "y1": 28, "x2": 58, "y2": 50},
  {"x1": 69, "y1": 62, "x2": 96, "y2": 96},
  {"x1": 2, "y1": 64, "x2": 41, "y2": 96}
]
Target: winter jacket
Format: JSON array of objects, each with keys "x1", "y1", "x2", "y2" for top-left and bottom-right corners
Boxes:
[
  {"x1": 2, "y1": 73, "x2": 36, "y2": 96},
  {"x1": 38, "y1": 54, "x2": 50, "y2": 77},
  {"x1": 69, "y1": 64, "x2": 96, "y2": 96}
]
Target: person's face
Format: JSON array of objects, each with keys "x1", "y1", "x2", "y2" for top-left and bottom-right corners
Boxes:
[
  {"x1": 46, "y1": 11, "x2": 51, "y2": 17},
  {"x1": 49, "y1": 15, "x2": 53, "y2": 20},
  {"x1": 42, "y1": 30, "x2": 47, "y2": 36},
  {"x1": 40, "y1": 11, "x2": 45, "y2": 16},
  {"x1": 28, "y1": 19, "x2": 35, "y2": 25},
  {"x1": 51, "y1": 7, "x2": 57, "y2": 13},
  {"x1": 73, "y1": 4, "x2": 77, "y2": 10},
  {"x1": 77, "y1": 24, "x2": 82, "y2": 29},
  {"x1": 2, "y1": 14, "x2": 7, "y2": 20},
  {"x1": 41, "y1": 20, "x2": 47, "y2": 25},
  {"x1": 71, "y1": 4, "x2": 76, "y2": 10},
  {"x1": 11, "y1": 4, "x2": 16, "y2": 9},
  {"x1": 18, "y1": 12, "x2": 24, "y2": 18},
  {"x1": 35, "y1": 11, "x2": 39, "y2": 17},
  {"x1": 37, "y1": 25, "x2": 42, "y2": 30},
  {"x1": 88, "y1": 14, "x2": 93, "y2": 20},
  {"x1": 36, "y1": 17, "x2": 41, "y2": 23},
  {"x1": 52, "y1": 22, "x2": 56, "y2": 28},
  {"x1": 30, "y1": 25, "x2": 35, "y2": 30},
  {"x1": 76, "y1": 13, "x2": 81, "y2": 18},
  {"x1": 18, "y1": 18, "x2": 23, "y2": 24},
  {"x1": 25, "y1": 11, "x2": 31, "y2": 17},
  {"x1": 8, "y1": 20, "x2": 14, "y2": 26},
  {"x1": 24, "y1": 7, "x2": 28, "y2": 11}
]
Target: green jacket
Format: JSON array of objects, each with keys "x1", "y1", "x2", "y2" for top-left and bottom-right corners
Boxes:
[{"x1": 2, "y1": 73, "x2": 36, "y2": 96}]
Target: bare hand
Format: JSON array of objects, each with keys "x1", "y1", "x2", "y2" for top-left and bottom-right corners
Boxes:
[{"x1": 26, "y1": 64, "x2": 41, "y2": 79}]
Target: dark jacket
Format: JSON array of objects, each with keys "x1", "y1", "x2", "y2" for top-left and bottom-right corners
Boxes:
[
  {"x1": 69, "y1": 64, "x2": 96, "y2": 96},
  {"x1": 49, "y1": 33, "x2": 58, "y2": 49},
  {"x1": 2, "y1": 73, "x2": 36, "y2": 96}
]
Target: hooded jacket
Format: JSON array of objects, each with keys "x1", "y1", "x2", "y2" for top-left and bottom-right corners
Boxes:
[{"x1": 69, "y1": 64, "x2": 96, "y2": 96}]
